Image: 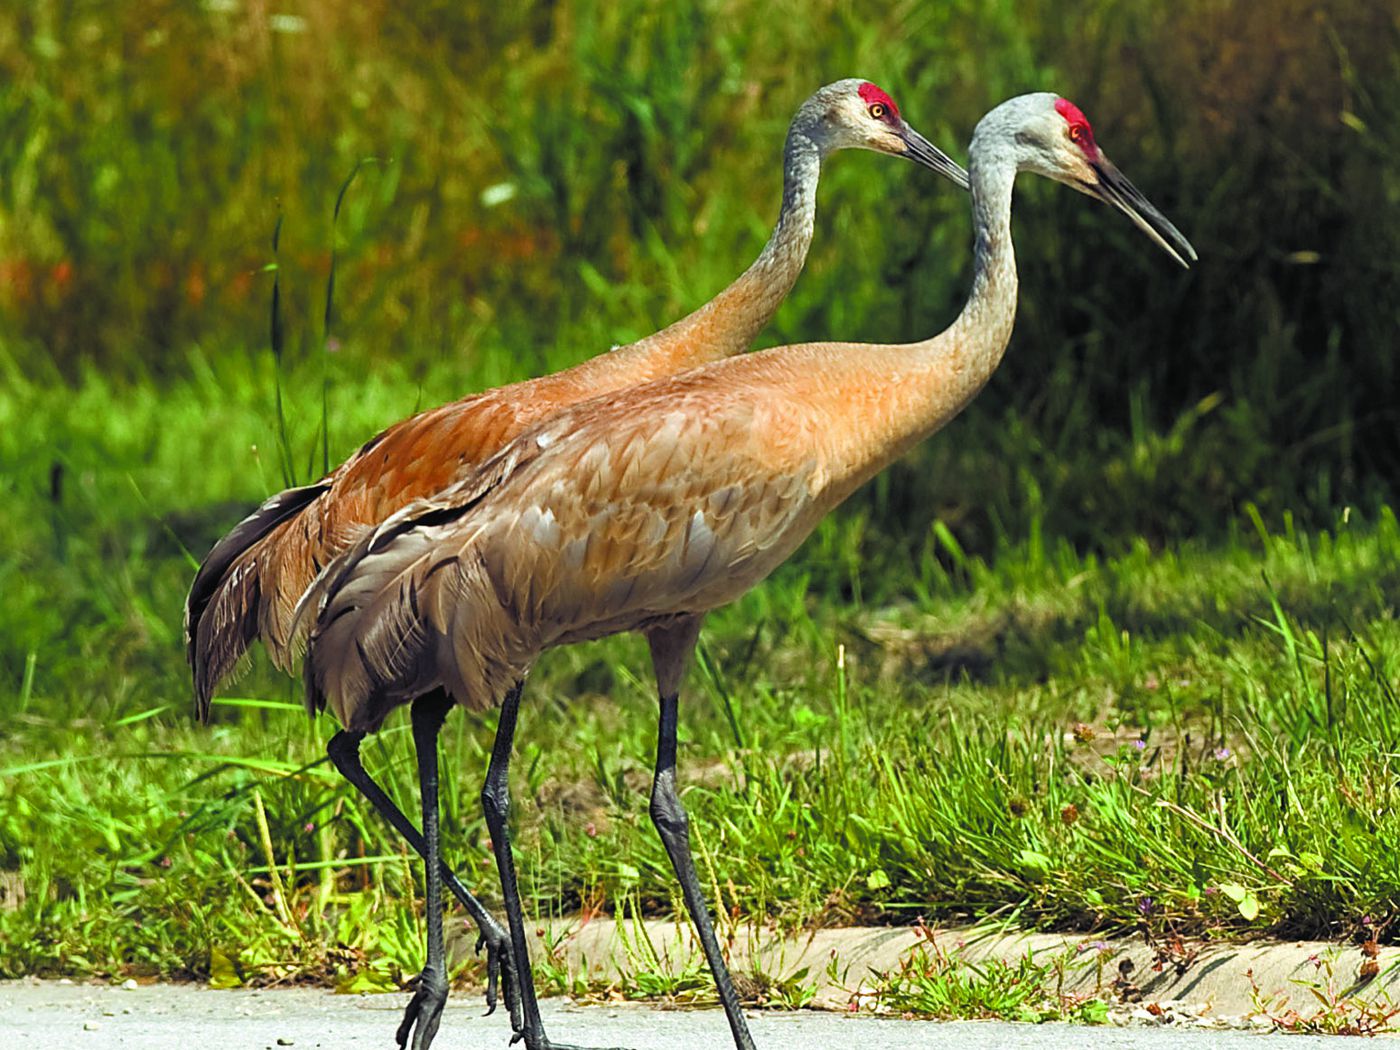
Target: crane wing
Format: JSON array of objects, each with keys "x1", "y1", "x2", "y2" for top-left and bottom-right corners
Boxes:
[
  {"x1": 484, "y1": 404, "x2": 820, "y2": 629},
  {"x1": 185, "y1": 390, "x2": 532, "y2": 714},
  {"x1": 304, "y1": 392, "x2": 822, "y2": 728},
  {"x1": 299, "y1": 432, "x2": 550, "y2": 723}
]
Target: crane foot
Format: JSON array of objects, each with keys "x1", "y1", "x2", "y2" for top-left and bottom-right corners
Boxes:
[
  {"x1": 395, "y1": 965, "x2": 448, "y2": 1050},
  {"x1": 478, "y1": 923, "x2": 523, "y2": 1033}
]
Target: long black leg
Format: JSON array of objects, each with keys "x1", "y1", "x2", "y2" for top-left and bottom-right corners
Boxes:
[
  {"x1": 393, "y1": 691, "x2": 454, "y2": 1050},
  {"x1": 327, "y1": 721, "x2": 521, "y2": 1030},
  {"x1": 647, "y1": 617, "x2": 756, "y2": 1050},
  {"x1": 480, "y1": 682, "x2": 627, "y2": 1050}
]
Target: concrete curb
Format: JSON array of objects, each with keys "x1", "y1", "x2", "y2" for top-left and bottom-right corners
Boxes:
[{"x1": 502, "y1": 919, "x2": 1399, "y2": 1023}]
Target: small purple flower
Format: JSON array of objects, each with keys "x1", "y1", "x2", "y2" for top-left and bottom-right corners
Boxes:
[
  {"x1": 1214, "y1": 747, "x2": 1231, "y2": 761},
  {"x1": 1133, "y1": 739, "x2": 1147, "y2": 751},
  {"x1": 1203, "y1": 886, "x2": 1219, "y2": 896},
  {"x1": 1137, "y1": 896, "x2": 1155, "y2": 916},
  {"x1": 304, "y1": 822, "x2": 316, "y2": 834}
]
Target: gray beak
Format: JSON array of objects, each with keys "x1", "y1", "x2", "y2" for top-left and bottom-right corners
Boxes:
[
  {"x1": 1090, "y1": 154, "x2": 1198, "y2": 268},
  {"x1": 898, "y1": 123, "x2": 971, "y2": 192}
]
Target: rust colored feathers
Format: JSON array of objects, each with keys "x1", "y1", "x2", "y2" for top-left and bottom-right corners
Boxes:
[
  {"x1": 301, "y1": 358, "x2": 845, "y2": 731},
  {"x1": 186, "y1": 80, "x2": 974, "y2": 721},
  {"x1": 185, "y1": 388, "x2": 531, "y2": 717},
  {"x1": 184, "y1": 330, "x2": 754, "y2": 717}
]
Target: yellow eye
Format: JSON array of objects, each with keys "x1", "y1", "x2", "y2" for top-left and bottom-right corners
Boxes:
[
  {"x1": 1069, "y1": 125, "x2": 1085, "y2": 143},
  {"x1": 868, "y1": 103, "x2": 886, "y2": 119}
]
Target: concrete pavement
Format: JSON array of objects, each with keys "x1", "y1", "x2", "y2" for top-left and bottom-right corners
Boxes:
[{"x1": 0, "y1": 981, "x2": 1380, "y2": 1050}]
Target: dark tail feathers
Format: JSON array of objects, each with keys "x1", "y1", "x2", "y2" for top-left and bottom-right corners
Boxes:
[{"x1": 185, "y1": 481, "x2": 330, "y2": 722}]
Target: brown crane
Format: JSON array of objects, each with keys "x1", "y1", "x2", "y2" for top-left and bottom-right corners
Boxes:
[
  {"x1": 186, "y1": 80, "x2": 966, "y2": 1039},
  {"x1": 300, "y1": 93, "x2": 1196, "y2": 1050}
]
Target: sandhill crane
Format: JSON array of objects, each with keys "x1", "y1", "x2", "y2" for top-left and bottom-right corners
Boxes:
[
  {"x1": 299, "y1": 93, "x2": 1195, "y2": 1050},
  {"x1": 185, "y1": 80, "x2": 966, "y2": 1039}
]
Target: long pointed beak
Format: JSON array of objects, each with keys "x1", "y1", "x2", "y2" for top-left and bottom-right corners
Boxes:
[
  {"x1": 1089, "y1": 154, "x2": 1197, "y2": 268},
  {"x1": 898, "y1": 123, "x2": 970, "y2": 191}
]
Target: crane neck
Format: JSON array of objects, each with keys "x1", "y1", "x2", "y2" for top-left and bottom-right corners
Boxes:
[
  {"x1": 816, "y1": 146, "x2": 1021, "y2": 501},
  {"x1": 934, "y1": 147, "x2": 1020, "y2": 385},
  {"x1": 575, "y1": 125, "x2": 823, "y2": 384},
  {"x1": 721, "y1": 121, "x2": 825, "y2": 339}
]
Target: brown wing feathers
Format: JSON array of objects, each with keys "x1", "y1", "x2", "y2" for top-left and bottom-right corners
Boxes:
[
  {"x1": 298, "y1": 441, "x2": 541, "y2": 725},
  {"x1": 184, "y1": 397, "x2": 516, "y2": 716}
]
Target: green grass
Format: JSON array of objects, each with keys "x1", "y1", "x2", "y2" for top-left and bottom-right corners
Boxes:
[
  {"x1": 2, "y1": 349, "x2": 1398, "y2": 987},
  {"x1": 0, "y1": 0, "x2": 1397, "y2": 997},
  {"x1": 875, "y1": 925, "x2": 1111, "y2": 1025}
]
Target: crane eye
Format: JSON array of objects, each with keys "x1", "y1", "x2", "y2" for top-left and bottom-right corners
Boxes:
[
  {"x1": 868, "y1": 103, "x2": 887, "y2": 119},
  {"x1": 1069, "y1": 124, "x2": 1085, "y2": 143}
]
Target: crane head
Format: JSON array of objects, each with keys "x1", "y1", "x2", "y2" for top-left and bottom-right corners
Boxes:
[
  {"x1": 991, "y1": 93, "x2": 1197, "y2": 268},
  {"x1": 801, "y1": 79, "x2": 969, "y2": 191}
]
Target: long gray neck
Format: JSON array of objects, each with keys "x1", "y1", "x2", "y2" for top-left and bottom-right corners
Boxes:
[
  {"x1": 740, "y1": 121, "x2": 823, "y2": 311},
  {"x1": 608, "y1": 123, "x2": 823, "y2": 373},
  {"x1": 830, "y1": 140, "x2": 1022, "y2": 491},
  {"x1": 888, "y1": 143, "x2": 1020, "y2": 432},
  {"x1": 942, "y1": 147, "x2": 1018, "y2": 358}
]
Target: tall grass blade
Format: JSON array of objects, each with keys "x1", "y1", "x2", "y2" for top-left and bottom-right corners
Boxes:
[
  {"x1": 321, "y1": 158, "x2": 378, "y2": 477},
  {"x1": 267, "y1": 212, "x2": 296, "y2": 487}
]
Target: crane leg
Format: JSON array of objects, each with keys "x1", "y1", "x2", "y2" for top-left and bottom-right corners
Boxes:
[
  {"x1": 650, "y1": 692, "x2": 758, "y2": 1050},
  {"x1": 392, "y1": 691, "x2": 455, "y2": 1050},
  {"x1": 646, "y1": 616, "x2": 757, "y2": 1050},
  {"x1": 327, "y1": 720, "x2": 521, "y2": 1032},
  {"x1": 481, "y1": 682, "x2": 628, "y2": 1050}
]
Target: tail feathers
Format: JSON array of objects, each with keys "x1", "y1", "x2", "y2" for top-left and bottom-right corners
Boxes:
[
  {"x1": 302, "y1": 525, "x2": 448, "y2": 727},
  {"x1": 192, "y1": 548, "x2": 262, "y2": 718},
  {"x1": 185, "y1": 481, "x2": 330, "y2": 721},
  {"x1": 302, "y1": 445, "x2": 532, "y2": 727}
]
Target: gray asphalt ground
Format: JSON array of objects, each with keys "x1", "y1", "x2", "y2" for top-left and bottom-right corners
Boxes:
[{"x1": 0, "y1": 982, "x2": 1374, "y2": 1050}]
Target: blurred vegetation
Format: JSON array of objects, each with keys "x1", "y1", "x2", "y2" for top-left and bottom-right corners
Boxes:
[
  {"x1": 0, "y1": 0, "x2": 1395, "y2": 551},
  {"x1": 2, "y1": 0, "x2": 1400, "y2": 991}
]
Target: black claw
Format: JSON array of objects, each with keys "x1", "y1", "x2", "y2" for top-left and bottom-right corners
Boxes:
[
  {"x1": 483, "y1": 943, "x2": 499, "y2": 1016},
  {"x1": 499, "y1": 947, "x2": 524, "y2": 1034}
]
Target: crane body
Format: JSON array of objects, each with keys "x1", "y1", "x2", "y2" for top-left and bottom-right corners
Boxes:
[
  {"x1": 307, "y1": 338, "x2": 1013, "y2": 731},
  {"x1": 303, "y1": 93, "x2": 1196, "y2": 1050},
  {"x1": 187, "y1": 80, "x2": 965, "y2": 711},
  {"x1": 187, "y1": 80, "x2": 966, "y2": 1050}
]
